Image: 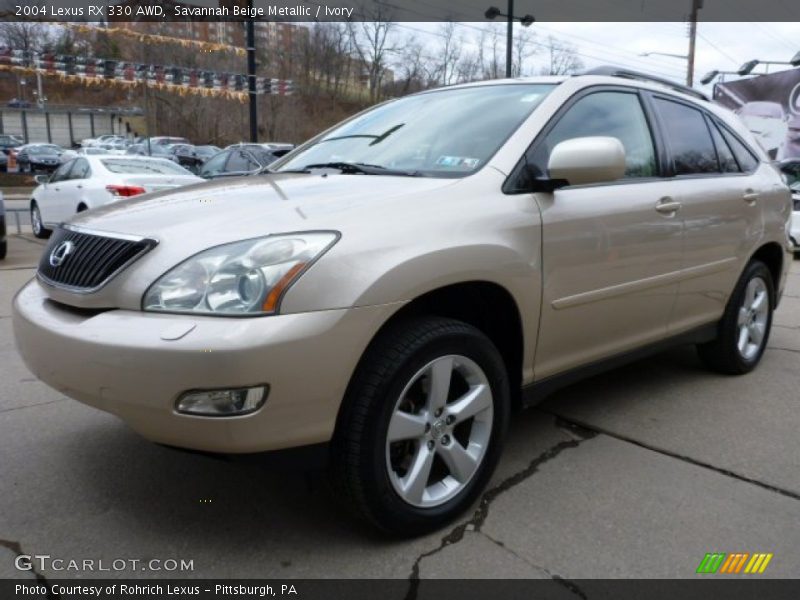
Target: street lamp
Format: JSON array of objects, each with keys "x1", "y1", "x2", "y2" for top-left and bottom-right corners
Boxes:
[
  {"x1": 640, "y1": 51, "x2": 689, "y2": 60},
  {"x1": 738, "y1": 53, "x2": 800, "y2": 76},
  {"x1": 485, "y1": 2, "x2": 535, "y2": 78},
  {"x1": 699, "y1": 70, "x2": 741, "y2": 85}
]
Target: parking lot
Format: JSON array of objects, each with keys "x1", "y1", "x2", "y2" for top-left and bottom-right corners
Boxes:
[{"x1": 1, "y1": 230, "x2": 799, "y2": 585}]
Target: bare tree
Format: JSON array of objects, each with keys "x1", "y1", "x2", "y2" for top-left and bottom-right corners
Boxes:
[
  {"x1": 539, "y1": 35, "x2": 584, "y2": 75},
  {"x1": 512, "y1": 27, "x2": 537, "y2": 77},
  {"x1": 433, "y1": 21, "x2": 462, "y2": 86},
  {"x1": 348, "y1": 3, "x2": 396, "y2": 102},
  {"x1": 0, "y1": 21, "x2": 53, "y2": 54}
]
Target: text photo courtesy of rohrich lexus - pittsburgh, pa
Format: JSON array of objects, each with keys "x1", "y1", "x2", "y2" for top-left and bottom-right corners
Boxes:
[{"x1": 0, "y1": 1, "x2": 799, "y2": 599}]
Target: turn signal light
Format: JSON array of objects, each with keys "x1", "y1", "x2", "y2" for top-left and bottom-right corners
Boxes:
[{"x1": 106, "y1": 184, "x2": 146, "y2": 198}]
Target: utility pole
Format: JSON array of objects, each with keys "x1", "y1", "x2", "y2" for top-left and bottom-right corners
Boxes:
[
  {"x1": 246, "y1": 0, "x2": 257, "y2": 143},
  {"x1": 506, "y1": 0, "x2": 514, "y2": 78},
  {"x1": 686, "y1": 0, "x2": 703, "y2": 87}
]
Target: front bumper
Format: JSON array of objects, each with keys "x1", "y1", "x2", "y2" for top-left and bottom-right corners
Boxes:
[{"x1": 13, "y1": 279, "x2": 402, "y2": 453}]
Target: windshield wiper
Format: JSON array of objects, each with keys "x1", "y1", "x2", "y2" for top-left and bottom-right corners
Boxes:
[{"x1": 272, "y1": 161, "x2": 421, "y2": 177}]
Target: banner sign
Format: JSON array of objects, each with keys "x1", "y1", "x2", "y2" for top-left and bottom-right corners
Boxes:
[
  {"x1": 0, "y1": 46, "x2": 294, "y2": 99},
  {"x1": 714, "y1": 68, "x2": 800, "y2": 160}
]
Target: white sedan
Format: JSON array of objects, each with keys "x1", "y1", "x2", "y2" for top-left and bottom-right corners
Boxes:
[{"x1": 30, "y1": 155, "x2": 203, "y2": 239}]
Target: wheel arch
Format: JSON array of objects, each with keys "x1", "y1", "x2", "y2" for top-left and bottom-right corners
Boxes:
[
  {"x1": 750, "y1": 242, "x2": 784, "y2": 301},
  {"x1": 337, "y1": 280, "x2": 526, "y2": 432}
]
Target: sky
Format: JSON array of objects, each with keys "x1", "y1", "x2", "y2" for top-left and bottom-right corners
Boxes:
[{"x1": 394, "y1": 21, "x2": 800, "y2": 93}]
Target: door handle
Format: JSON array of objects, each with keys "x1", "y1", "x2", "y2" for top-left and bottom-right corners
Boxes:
[
  {"x1": 655, "y1": 198, "x2": 682, "y2": 214},
  {"x1": 743, "y1": 190, "x2": 759, "y2": 204},
  {"x1": 54, "y1": 187, "x2": 60, "y2": 191},
  {"x1": 76, "y1": 184, "x2": 83, "y2": 189}
]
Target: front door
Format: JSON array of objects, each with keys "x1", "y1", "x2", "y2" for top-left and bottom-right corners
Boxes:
[{"x1": 527, "y1": 89, "x2": 683, "y2": 379}]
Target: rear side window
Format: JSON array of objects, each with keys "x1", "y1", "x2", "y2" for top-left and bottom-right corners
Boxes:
[
  {"x1": 69, "y1": 158, "x2": 91, "y2": 179},
  {"x1": 706, "y1": 120, "x2": 739, "y2": 173},
  {"x1": 653, "y1": 98, "x2": 718, "y2": 175},
  {"x1": 529, "y1": 91, "x2": 657, "y2": 179},
  {"x1": 718, "y1": 125, "x2": 760, "y2": 173},
  {"x1": 101, "y1": 158, "x2": 191, "y2": 175}
]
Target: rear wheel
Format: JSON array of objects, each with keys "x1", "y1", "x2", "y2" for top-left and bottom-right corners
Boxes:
[
  {"x1": 0, "y1": 240, "x2": 6, "y2": 260},
  {"x1": 30, "y1": 202, "x2": 50, "y2": 239},
  {"x1": 331, "y1": 317, "x2": 510, "y2": 535},
  {"x1": 697, "y1": 260, "x2": 774, "y2": 374}
]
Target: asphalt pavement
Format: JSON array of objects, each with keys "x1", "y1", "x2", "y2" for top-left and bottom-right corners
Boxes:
[{"x1": 1, "y1": 231, "x2": 799, "y2": 587}]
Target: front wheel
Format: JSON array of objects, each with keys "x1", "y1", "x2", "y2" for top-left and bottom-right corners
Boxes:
[
  {"x1": 697, "y1": 260, "x2": 774, "y2": 374},
  {"x1": 331, "y1": 317, "x2": 510, "y2": 535},
  {"x1": 30, "y1": 202, "x2": 51, "y2": 239}
]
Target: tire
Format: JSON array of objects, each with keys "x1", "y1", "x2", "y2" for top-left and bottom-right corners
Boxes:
[
  {"x1": 331, "y1": 317, "x2": 510, "y2": 535},
  {"x1": 697, "y1": 260, "x2": 774, "y2": 375},
  {"x1": 0, "y1": 240, "x2": 6, "y2": 260},
  {"x1": 30, "y1": 202, "x2": 51, "y2": 239},
  {"x1": 77, "y1": 204, "x2": 88, "y2": 213}
]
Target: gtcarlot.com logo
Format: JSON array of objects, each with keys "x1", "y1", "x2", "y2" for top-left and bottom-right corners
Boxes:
[
  {"x1": 15, "y1": 554, "x2": 194, "y2": 572},
  {"x1": 696, "y1": 552, "x2": 773, "y2": 574}
]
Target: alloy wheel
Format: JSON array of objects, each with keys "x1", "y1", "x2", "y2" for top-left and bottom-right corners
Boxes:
[
  {"x1": 736, "y1": 276, "x2": 769, "y2": 361},
  {"x1": 385, "y1": 354, "x2": 493, "y2": 508}
]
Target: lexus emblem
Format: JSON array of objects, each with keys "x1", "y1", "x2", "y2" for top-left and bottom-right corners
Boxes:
[{"x1": 49, "y1": 241, "x2": 75, "y2": 268}]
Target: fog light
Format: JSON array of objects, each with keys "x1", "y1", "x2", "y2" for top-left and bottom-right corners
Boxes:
[{"x1": 176, "y1": 385, "x2": 268, "y2": 416}]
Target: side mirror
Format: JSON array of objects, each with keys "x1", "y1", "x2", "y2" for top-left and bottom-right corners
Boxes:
[
  {"x1": 34, "y1": 174, "x2": 50, "y2": 185},
  {"x1": 547, "y1": 136, "x2": 626, "y2": 187}
]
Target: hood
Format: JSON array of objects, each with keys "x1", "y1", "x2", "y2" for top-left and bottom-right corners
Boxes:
[{"x1": 71, "y1": 173, "x2": 459, "y2": 246}]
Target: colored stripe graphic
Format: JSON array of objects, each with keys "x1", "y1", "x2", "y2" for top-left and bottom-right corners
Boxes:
[
  {"x1": 697, "y1": 553, "x2": 726, "y2": 574},
  {"x1": 744, "y1": 553, "x2": 774, "y2": 574}
]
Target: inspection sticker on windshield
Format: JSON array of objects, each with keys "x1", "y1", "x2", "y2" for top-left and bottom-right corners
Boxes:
[
  {"x1": 520, "y1": 93, "x2": 543, "y2": 103},
  {"x1": 435, "y1": 156, "x2": 480, "y2": 169}
]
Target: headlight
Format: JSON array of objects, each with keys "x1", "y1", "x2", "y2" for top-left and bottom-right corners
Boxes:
[{"x1": 143, "y1": 232, "x2": 338, "y2": 315}]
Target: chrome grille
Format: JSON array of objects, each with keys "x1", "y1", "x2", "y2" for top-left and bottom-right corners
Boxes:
[{"x1": 38, "y1": 226, "x2": 156, "y2": 292}]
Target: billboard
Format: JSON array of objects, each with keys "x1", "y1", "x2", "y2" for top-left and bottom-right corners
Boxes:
[{"x1": 714, "y1": 68, "x2": 800, "y2": 160}]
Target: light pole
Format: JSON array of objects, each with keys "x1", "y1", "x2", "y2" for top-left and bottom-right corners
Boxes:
[
  {"x1": 738, "y1": 53, "x2": 800, "y2": 76},
  {"x1": 485, "y1": 3, "x2": 535, "y2": 78}
]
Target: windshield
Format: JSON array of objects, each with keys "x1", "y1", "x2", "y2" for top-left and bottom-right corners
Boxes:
[
  {"x1": 101, "y1": 158, "x2": 192, "y2": 175},
  {"x1": 275, "y1": 83, "x2": 555, "y2": 177},
  {"x1": 28, "y1": 146, "x2": 60, "y2": 155}
]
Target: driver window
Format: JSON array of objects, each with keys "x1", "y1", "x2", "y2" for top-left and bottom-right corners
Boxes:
[{"x1": 529, "y1": 91, "x2": 657, "y2": 179}]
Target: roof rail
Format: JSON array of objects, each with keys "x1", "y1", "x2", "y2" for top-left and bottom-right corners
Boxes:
[{"x1": 581, "y1": 66, "x2": 709, "y2": 101}]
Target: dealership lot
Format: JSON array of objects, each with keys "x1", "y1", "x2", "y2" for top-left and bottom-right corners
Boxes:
[{"x1": 1, "y1": 232, "x2": 799, "y2": 585}]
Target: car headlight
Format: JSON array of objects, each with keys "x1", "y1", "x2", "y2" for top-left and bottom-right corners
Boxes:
[{"x1": 143, "y1": 232, "x2": 338, "y2": 315}]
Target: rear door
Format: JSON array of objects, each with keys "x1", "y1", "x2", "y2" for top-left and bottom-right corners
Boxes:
[
  {"x1": 647, "y1": 95, "x2": 764, "y2": 333},
  {"x1": 38, "y1": 160, "x2": 75, "y2": 225},
  {"x1": 530, "y1": 88, "x2": 683, "y2": 379}
]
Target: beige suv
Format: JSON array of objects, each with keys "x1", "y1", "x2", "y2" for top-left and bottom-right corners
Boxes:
[{"x1": 13, "y1": 69, "x2": 793, "y2": 534}]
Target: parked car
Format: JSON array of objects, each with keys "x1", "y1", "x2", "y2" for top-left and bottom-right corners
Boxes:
[
  {"x1": 791, "y1": 182, "x2": 800, "y2": 258},
  {"x1": 16, "y1": 144, "x2": 63, "y2": 173},
  {"x1": 736, "y1": 101, "x2": 789, "y2": 160},
  {"x1": 0, "y1": 134, "x2": 24, "y2": 154},
  {"x1": 0, "y1": 191, "x2": 6, "y2": 260},
  {"x1": 80, "y1": 134, "x2": 124, "y2": 148},
  {"x1": 147, "y1": 136, "x2": 190, "y2": 147},
  {"x1": 125, "y1": 143, "x2": 175, "y2": 159},
  {"x1": 60, "y1": 147, "x2": 114, "y2": 162},
  {"x1": 13, "y1": 71, "x2": 792, "y2": 534},
  {"x1": 168, "y1": 144, "x2": 221, "y2": 172},
  {"x1": 7, "y1": 98, "x2": 32, "y2": 108},
  {"x1": 29, "y1": 156, "x2": 202, "y2": 238},
  {"x1": 198, "y1": 143, "x2": 293, "y2": 179}
]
